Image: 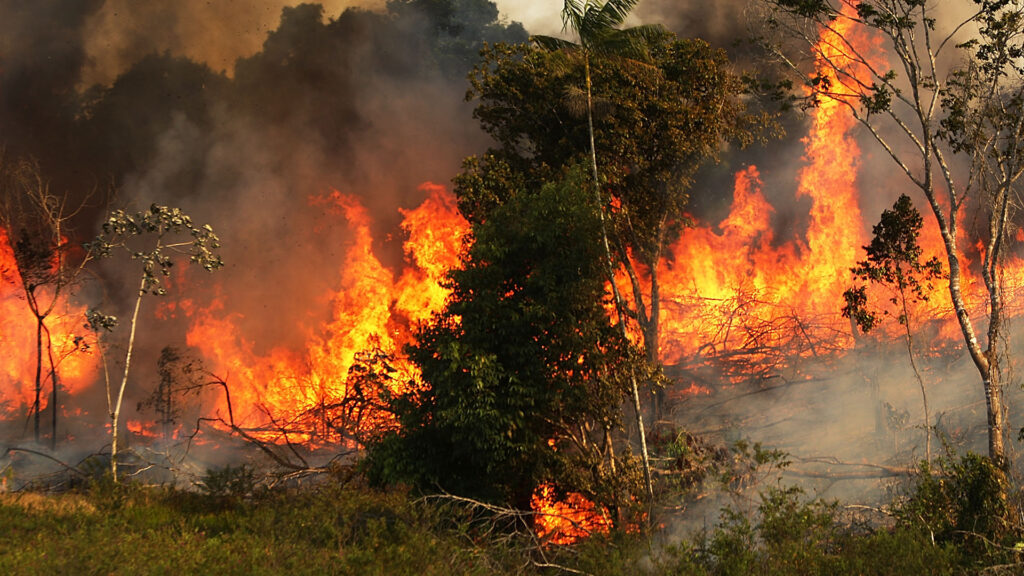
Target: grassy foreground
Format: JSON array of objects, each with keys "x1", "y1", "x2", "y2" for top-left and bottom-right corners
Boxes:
[
  {"x1": 0, "y1": 469, "x2": 1010, "y2": 575},
  {"x1": 0, "y1": 479, "x2": 527, "y2": 576}
]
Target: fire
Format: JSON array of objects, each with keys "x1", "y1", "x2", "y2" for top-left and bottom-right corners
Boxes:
[
  {"x1": 530, "y1": 483, "x2": 611, "y2": 545},
  {"x1": 656, "y1": 4, "x2": 932, "y2": 372},
  {"x1": 0, "y1": 229, "x2": 95, "y2": 418},
  {"x1": 185, "y1": 184, "x2": 467, "y2": 443},
  {"x1": 649, "y1": 2, "x2": 1024, "y2": 396},
  {"x1": 0, "y1": 229, "x2": 39, "y2": 412},
  {"x1": 126, "y1": 419, "x2": 159, "y2": 439}
]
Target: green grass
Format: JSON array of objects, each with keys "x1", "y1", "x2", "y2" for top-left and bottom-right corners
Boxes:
[
  {"x1": 0, "y1": 481, "x2": 513, "y2": 576},
  {"x1": 0, "y1": 476, "x2": 1012, "y2": 576}
]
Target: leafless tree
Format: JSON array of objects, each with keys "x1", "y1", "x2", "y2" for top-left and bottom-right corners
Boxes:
[{"x1": 0, "y1": 155, "x2": 92, "y2": 448}]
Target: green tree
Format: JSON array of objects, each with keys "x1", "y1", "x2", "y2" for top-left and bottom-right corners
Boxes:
[
  {"x1": 761, "y1": 0, "x2": 1024, "y2": 466},
  {"x1": 458, "y1": 19, "x2": 772, "y2": 497},
  {"x1": 535, "y1": 0, "x2": 656, "y2": 500},
  {"x1": 86, "y1": 204, "x2": 222, "y2": 481},
  {"x1": 367, "y1": 170, "x2": 647, "y2": 515},
  {"x1": 842, "y1": 194, "x2": 943, "y2": 461}
]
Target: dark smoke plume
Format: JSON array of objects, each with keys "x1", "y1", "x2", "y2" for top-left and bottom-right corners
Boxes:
[{"x1": 0, "y1": 0, "x2": 526, "y2": 448}]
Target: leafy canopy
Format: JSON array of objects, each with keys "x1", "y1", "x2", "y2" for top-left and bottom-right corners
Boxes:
[
  {"x1": 842, "y1": 194, "x2": 943, "y2": 332},
  {"x1": 366, "y1": 170, "x2": 645, "y2": 509},
  {"x1": 458, "y1": 32, "x2": 767, "y2": 259}
]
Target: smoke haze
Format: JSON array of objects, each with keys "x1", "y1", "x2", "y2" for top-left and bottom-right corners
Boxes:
[{"x1": 0, "y1": 0, "x2": 1013, "y2": 523}]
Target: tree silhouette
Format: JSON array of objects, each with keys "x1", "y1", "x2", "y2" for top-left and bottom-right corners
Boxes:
[
  {"x1": 843, "y1": 194, "x2": 943, "y2": 461},
  {"x1": 0, "y1": 156, "x2": 91, "y2": 448}
]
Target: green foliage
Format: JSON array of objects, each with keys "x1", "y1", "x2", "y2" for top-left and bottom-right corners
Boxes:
[
  {"x1": 7, "y1": 476, "x2": 1024, "y2": 575},
  {"x1": 366, "y1": 169, "x2": 646, "y2": 511},
  {"x1": 87, "y1": 204, "x2": 223, "y2": 295},
  {"x1": 842, "y1": 194, "x2": 943, "y2": 332},
  {"x1": 666, "y1": 487, "x2": 844, "y2": 575},
  {"x1": 658, "y1": 486, "x2": 960, "y2": 576},
  {"x1": 199, "y1": 465, "x2": 258, "y2": 500},
  {"x1": 895, "y1": 452, "x2": 1011, "y2": 556},
  {"x1": 463, "y1": 33, "x2": 772, "y2": 265}
]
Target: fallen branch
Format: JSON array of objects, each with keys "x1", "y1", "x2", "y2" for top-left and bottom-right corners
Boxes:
[
  {"x1": 6, "y1": 446, "x2": 87, "y2": 478},
  {"x1": 420, "y1": 491, "x2": 599, "y2": 575},
  {"x1": 787, "y1": 456, "x2": 914, "y2": 479}
]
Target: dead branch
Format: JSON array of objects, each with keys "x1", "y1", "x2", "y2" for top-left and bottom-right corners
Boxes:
[
  {"x1": 189, "y1": 416, "x2": 306, "y2": 471},
  {"x1": 419, "y1": 491, "x2": 597, "y2": 576},
  {"x1": 6, "y1": 446, "x2": 87, "y2": 478},
  {"x1": 787, "y1": 456, "x2": 914, "y2": 479}
]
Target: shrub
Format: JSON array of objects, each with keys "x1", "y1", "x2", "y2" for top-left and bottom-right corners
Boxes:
[{"x1": 895, "y1": 452, "x2": 1012, "y2": 560}]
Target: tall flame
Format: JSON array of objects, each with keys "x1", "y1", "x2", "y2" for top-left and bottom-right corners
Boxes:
[
  {"x1": 0, "y1": 229, "x2": 96, "y2": 418},
  {"x1": 656, "y1": 5, "x2": 914, "y2": 371},
  {"x1": 185, "y1": 184, "x2": 467, "y2": 443}
]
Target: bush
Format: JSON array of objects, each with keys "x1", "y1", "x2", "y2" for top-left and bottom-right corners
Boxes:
[
  {"x1": 657, "y1": 486, "x2": 960, "y2": 576},
  {"x1": 895, "y1": 452, "x2": 1012, "y2": 560}
]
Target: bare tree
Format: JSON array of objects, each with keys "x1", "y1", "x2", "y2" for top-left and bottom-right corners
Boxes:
[
  {"x1": 0, "y1": 155, "x2": 91, "y2": 448},
  {"x1": 759, "y1": 0, "x2": 1024, "y2": 467}
]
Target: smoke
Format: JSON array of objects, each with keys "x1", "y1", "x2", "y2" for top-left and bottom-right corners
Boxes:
[
  {"x1": 79, "y1": 0, "x2": 387, "y2": 87},
  {"x1": 0, "y1": 1, "x2": 1015, "y2": 529},
  {"x1": 0, "y1": 0, "x2": 527, "y2": 459},
  {"x1": 634, "y1": 0, "x2": 754, "y2": 49},
  {"x1": 0, "y1": 0, "x2": 104, "y2": 186},
  {"x1": 492, "y1": 0, "x2": 562, "y2": 36}
]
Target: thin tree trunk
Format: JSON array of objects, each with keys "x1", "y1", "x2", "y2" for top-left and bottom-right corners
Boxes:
[
  {"x1": 647, "y1": 257, "x2": 663, "y2": 421},
  {"x1": 112, "y1": 276, "x2": 147, "y2": 482},
  {"x1": 33, "y1": 318, "x2": 42, "y2": 444},
  {"x1": 898, "y1": 285, "x2": 930, "y2": 462},
  {"x1": 44, "y1": 323, "x2": 58, "y2": 450},
  {"x1": 584, "y1": 55, "x2": 653, "y2": 499}
]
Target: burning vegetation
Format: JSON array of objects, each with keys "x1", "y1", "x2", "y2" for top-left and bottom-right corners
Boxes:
[{"x1": 5, "y1": 0, "x2": 1024, "y2": 568}]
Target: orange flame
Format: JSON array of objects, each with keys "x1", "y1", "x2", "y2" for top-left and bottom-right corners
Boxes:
[
  {"x1": 656, "y1": 5, "x2": 923, "y2": 371},
  {"x1": 0, "y1": 229, "x2": 96, "y2": 418},
  {"x1": 530, "y1": 483, "x2": 611, "y2": 545},
  {"x1": 185, "y1": 184, "x2": 467, "y2": 443}
]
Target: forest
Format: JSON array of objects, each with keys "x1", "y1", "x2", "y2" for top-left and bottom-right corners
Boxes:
[{"x1": 3, "y1": 0, "x2": 1024, "y2": 573}]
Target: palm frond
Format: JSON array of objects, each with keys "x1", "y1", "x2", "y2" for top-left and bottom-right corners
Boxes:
[
  {"x1": 531, "y1": 35, "x2": 578, "y2": 53},
  {"x1": 595, "y1": 0, "x2": 640, "y2": 28},
  {"x1": 621, "y1": 24, "x2": 668, "y2": 45},
  {"x1": 562, "y1": 0, "x2": 586, "y2": 32},
  {"x1": 593, "y1": 26, "x2": 662, "y2": 61}
]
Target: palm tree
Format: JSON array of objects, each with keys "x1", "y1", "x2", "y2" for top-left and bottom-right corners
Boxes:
[{"x1": 533, "y1": 0, "x2": 662, "y2": 500}]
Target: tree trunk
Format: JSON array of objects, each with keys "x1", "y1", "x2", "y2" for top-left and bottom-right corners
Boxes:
[
  {"x1": 895, "y1": 277, "x2": 931, "y2": 463},
  {"x1": 584, "y1": 54, "x2": 653, "y2": 499},
  {"x1": 112, "y1": 277, "x2": 147, "y2": 482},
  {"x1": 33, "y1": 318, "x2": 42, "y2": 444},
  {"x1": 984, "y1": 373, "x2": 1006, "y2": 463},
  {"x1": 48, "y1": 330, "x2": 58, "y2": 450}
]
